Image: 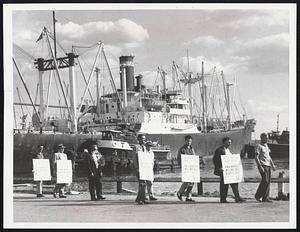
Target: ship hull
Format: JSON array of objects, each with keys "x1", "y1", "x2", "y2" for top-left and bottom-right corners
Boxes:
[
  {"x1": 267, "y1": 143, "x2": 289, "y2": 159},
  {"x1": 146, "y1": 127, "x2": 253, "y2": 158},
  {"x1": 13, "y1": 126, "x2": 252, "y2": 174}
]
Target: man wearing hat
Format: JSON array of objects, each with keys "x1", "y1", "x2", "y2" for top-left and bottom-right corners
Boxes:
[
  {"x1": 52, "y1": 144, "x2": 68, "y2": 198},
  {"x1": 86, "y1": 144, "x2": 106, "y2": 201},
  {"x1": 144, "y1": 140, "x2": 158, "y2": 201}
]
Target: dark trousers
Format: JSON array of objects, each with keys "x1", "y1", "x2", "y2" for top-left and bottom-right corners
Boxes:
[
  {"x1": 53, "y1": 184, "x2": 66, "y2": 195},
  {"x1": 88, "y1": 176, "x2": 103, "y2": 200},
  {"x1": 135, "y1": 171, "x2": 146, "y2": 202},
  {"x1": 255, "y1": 165, "x2": 271, "y2": 201},
  {"x1": 220, "y1": 174, "x2": 240, "y2": 202}
]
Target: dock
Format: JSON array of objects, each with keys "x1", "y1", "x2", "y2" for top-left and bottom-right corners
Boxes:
[{"x1": 13, "y1": 192, "x2": 289, "y2": 224}]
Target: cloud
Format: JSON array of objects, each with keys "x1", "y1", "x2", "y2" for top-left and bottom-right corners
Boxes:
[
  {"x1": 183, "y1": 35, "x2": 224, "y2": 47},
  {"x1": 56, "y1": 18, "x2": 149, "y2": 45},
  {"x1": 247, "y1": 99, "x2": 288, "y2": 114},
  {"x1": 228, "y1": 33, "x2": 289, "y2": 74},
  {"x1": 221, "y1": 10, "x2": 289, "y2": 30}
]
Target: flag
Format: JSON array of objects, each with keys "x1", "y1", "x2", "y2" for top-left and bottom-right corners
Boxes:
[{"x1": 36, "y1": 32, "x2": 44, "y2": 43}]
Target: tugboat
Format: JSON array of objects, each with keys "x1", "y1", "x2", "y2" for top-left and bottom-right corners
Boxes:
[{"x1": 267, "y1": 114, "x2": 289, "y2": 158}]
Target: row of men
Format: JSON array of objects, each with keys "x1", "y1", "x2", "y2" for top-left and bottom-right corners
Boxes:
[{"x1": 33, "y1": 132, "x2": 275, "y2": 204}]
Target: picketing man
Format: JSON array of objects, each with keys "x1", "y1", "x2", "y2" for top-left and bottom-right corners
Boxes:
[
  {"x1": 32, "y1": 145, "x2": 45, "y2": 198},
  {"x1": 133, "y1": 134, "x2": 149, "y2": 205},
  {"x1": 213, "y1": 137, "x2": 246, "y2": 203},
  {"x1": 52, "y1": 144, "x2": 68, "y2": 198},
  {"x1": 255, "y1": 133, "x2": 276, "y2": 203},
  {"x1": 144, "y1": 140, "x2": 157, "y2": 201},
  {"x1": 176, "y1": 135, "x2": 196, "y2": 202},
  {"x1": 86, "y1": 144, "x2": 106, "y2": 201}
]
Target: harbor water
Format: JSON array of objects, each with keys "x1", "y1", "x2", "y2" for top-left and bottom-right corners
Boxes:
[{"x1": 71, "y1": 157, "x2": 289, "y2": 199}]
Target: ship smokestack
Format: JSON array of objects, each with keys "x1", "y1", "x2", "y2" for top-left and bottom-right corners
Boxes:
[
  {"x1": 119, "y1": 56, "x2": 134, "y2": 91},
  {"x1": 135, "y1": 74, "x2": 143, "y2": 92}
]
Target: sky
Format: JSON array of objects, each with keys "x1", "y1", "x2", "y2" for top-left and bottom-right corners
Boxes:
[{"x1": 11, "y1": 5, "x2": 293, "y2": 138}]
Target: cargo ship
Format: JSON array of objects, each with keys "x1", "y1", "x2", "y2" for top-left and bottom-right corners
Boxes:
[{"x1": 13, "y1": 12, "x2": 256, "y2": 175}]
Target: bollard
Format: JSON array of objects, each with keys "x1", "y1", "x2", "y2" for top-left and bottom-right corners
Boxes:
[
  {"x1": 278, "y1": 171, "x2": 285, "y2": 195},
  {"x1": 117, "y1": 180, "x2": 122, "y2": 193},
  {"x1": 197, "y1": 181, "x2": 203, "y2": 195}
]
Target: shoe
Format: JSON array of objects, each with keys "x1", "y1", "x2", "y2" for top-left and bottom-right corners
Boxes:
[
  {"x1": 262, "y1": 198, "x2": 272, "y2": 203},
  {"x1": 59, "y1": 195, "x2": 67, "y2": 198},
  {"x1": 91, "y1": 198, "x2": 98, "y2": 201},
  {"x1": 220, "y1": 200, "x2": 229, "y2": 203},
  {"x1": 177, "y1": 192, "x2": 182, "y2": 201},
  {"x1": 186, "y1": 198, "x2": 195, "y2": 202},
  {"x1": 149, "y1": 196, "x2": 157, "y2": 201},
  {"x1": 137, "y1": 201, "x2": 144, "y2": 205},
  {"x1": 143, "y1": 200, "x2": 150, "y2": 204},
  {"x1": 53, "y1": 192, "x2": 58, "y2": 198},
  {"x1": 37, "y1": 194, "x2": 45, "y2": 198},
  {"x1": 235, "y1": 198, "x2": 246, "y2": 203},
  {"x1": 98, "y1": 196, "x2": 106, "y2": 200},
  {"x1": 255, "y1": 195, "x2": 262, "y2": 202}
]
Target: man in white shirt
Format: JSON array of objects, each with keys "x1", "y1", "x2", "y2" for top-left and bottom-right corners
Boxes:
[
  {"x1": 255, "y1": 133, "x2": 276, "y2": 202},
  {"x1": 52, "y1": 144, "x2": 68, "y2": 198}
]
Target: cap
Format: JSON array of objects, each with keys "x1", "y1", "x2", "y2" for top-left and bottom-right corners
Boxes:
[
  {"x1": 145, "y1": 141, "x2": 154, "y2": 147},
  {"x1": 58, "y1": 144, "x2": 65, "y2": 149}
]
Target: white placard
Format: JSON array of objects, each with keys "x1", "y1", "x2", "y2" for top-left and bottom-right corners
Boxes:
[
  {"x1": 181, "y1": 155, "x2": 200, "y2": 183},
  {"x1": 138, "y1": 151, "x2": 154, "y2": 181},
  {"x1": 221, "y1": 154, "x2": 244, "y2": 184},
  {"x1": 56, "y1": 160, "x2": 72, "y2": 184},
  {"x1": 32, "y1": 159, "x2": 51, "y2": 181}
]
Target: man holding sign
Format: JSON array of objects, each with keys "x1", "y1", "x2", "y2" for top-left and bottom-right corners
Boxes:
[
  {"x1": 176, "y1": 135, "x2": 197, "y2": 202},
  {"x1": 32, "y1": 145, "x2": 49, "y2": 197},
  {"x1": 133, "y1": 134, "x2": 149, "y2": 205},
  {"x1": 52, "y1": 144, "x2": 69, "y2": 198},
  {"x1": 213, "y1": 137, "x2": 246, "y2": 203}
]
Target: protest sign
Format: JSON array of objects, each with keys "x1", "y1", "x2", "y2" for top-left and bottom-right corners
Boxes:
[
  {"x1": 181, "y1": 155, "x2": 200, "y2": 183},
  {"x1": 32, "y1": 159, "x2": 51, "y2": 181},
  {"x1": 138, "y1": 151, "x2": 154, "y2": 181},
  {"x1": 56, "y1": 160, "x2": 72, "y2": 183},
  {"x1": 221, "y1": 154, "x2": 244, "y2": 184}
]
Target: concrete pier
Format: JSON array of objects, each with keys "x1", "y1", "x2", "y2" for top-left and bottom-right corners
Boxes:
[{"x1": 13, "y1": 192, "x2": 289, "y2": 223}]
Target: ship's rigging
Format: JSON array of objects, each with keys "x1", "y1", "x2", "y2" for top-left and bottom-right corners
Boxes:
[{"x1": 13, "y1": 11, "x2": 248, "y2": 134}]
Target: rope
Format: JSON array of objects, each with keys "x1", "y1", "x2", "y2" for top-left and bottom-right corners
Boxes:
[{"x1": 13, "y1": 43, "x2": 35, "y2": 60}]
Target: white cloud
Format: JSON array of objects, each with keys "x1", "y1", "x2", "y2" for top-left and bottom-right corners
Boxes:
[
  {"x1": 242, "y1": 33, "x2": 289, "y2": 50},
  {"x1": 183, "y1": 35, "x2": 224, "y2": 47},
  {"x1": 223, "y1": 10, "x2": 289, "y2": 30},
  {"x1": 56, "y1": 18, "x2": 149, "y2": 45}
]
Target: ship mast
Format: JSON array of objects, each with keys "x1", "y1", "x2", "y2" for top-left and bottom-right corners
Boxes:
[
  {"x1": 277, "y1": 113, "x2": 280, "y2": 132},
  {"x1": 187, "y1": 49, "x2": 193, "y2": 122},
  {"x1": 201, "y1": 61, "x2": 206, "y2": 132}
]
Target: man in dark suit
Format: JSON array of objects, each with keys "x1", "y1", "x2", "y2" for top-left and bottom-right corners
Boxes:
[
  {"x1": 86, "y1": 144, "x2": 106, "y2": 201},
  {"x1": 213, "y1": 137, "x2": 246, "y2": 203}
]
